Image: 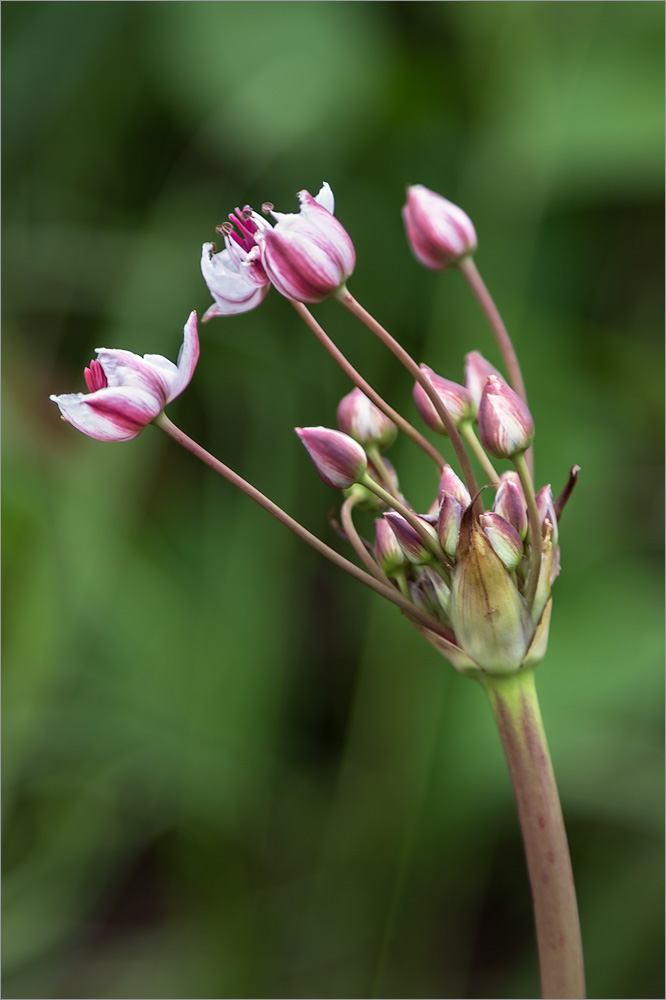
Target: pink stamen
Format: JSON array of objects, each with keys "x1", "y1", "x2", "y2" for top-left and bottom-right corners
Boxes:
[{"x1": 84, "y1": 359, "x2": 108, "y2": 392}]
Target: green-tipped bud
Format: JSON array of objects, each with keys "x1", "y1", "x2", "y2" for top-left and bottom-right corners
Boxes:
[
  {"x1": 493, "y1": 471, "x2": 528, "y2": 540},
  {"x1": 478, "y1": 375, "x2": 534, "y2": 459},
  {"x1": 480, "y1": 512, "x2": 524, "y2": 572},
  {"x1": 296, "y1": 426, "x2": 367, "y2": 489},
  {"x1": 374, "y1": 517, "x2": 407, "y2": 576},
  {"x1": 337, "y1": 388, "x2": 398, "y2": 451},
  {"x1": 437, "y1": 494, "x2": 463, "y2": 559},
  {"x1": 449, "y1": 506, "x2": 532, "y2": 673},
  {"x1": 413, "y1": 365, "x2": 476, "y2": 435},
  {"x1": 409, "y1": 566, "x2": 451, "y2": 619}
]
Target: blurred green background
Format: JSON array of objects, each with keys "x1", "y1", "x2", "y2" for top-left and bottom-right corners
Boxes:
[{"x1": 3, "y1": 3, "x2": 664, "y2": 998}]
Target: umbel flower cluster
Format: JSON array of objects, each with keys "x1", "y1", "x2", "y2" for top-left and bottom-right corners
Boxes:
[{"x1": 51, "y1": 182, "x2": 577, "y2": 680}]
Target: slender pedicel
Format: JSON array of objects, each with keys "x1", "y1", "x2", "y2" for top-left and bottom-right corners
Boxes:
[
  {"x1": 291, "y1": 301, "x2": 446, "y2": 469},
  {"x1": 459, "y1": 422, "x2": 500, "y2": 485},
  {"x1": 337, "y1": 289, "x2": 479, "y2": 498},
  {"x1": 340, "y1": 493, "x2": 389, "y2": 584},
  {"x1": 154, "y1": 414, "x2": 449, "y2": 638}
]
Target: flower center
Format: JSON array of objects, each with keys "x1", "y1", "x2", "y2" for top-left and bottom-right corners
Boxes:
[{"x1": 215, "y1": 207, "x2": 261, "y2": 254}]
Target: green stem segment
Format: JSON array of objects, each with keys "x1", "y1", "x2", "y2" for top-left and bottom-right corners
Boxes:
[{"x1": 481, "y1": 670, "x2": 585, "y2": 1000}]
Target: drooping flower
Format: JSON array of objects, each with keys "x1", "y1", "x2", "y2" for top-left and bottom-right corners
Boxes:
[
  {"x1": 50, "y1": 312, "x2": 200, "y2": 442},
  {"x1": 402, "y1": 185, "x2": 477, "y2": 271}
]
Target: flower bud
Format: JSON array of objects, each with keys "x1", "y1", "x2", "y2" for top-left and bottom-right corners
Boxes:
[
  {"x1": 493, "y1": 472, "x2": 528, "y2": 540},
  {"x1": 336, "y1": 388, "x2": 397, "y2": 451},
  {"x1": 383, "y1": 511, "x2": 438, "y2": 565},
  {"x1": 478, "y1": 375, "x2": 534, "y2": 459},
  {"x1": 437, "y1": 493, "x2": 463, "y2": 558},
  {"x1": 438, "y1": 464, "x2": 471, "y2": 509},
  {"x1": 402, "y1": 185, "x2": 477, "y2": 271},
  {"x1": 536, "y1": 484, "x2": 559, "y2": 545},
  {"x1": 464, "y1": 351, "x2": 503, "y2": 409},
  {"x1": 258, "y1": 188, "x2": 355, "y2": 303},
  {"x1": 296, "y1": 426, "x2": 367, "y2": 489},
  {"x1": 413, "y1": 365, "x2": 475, "y2": 435},
  {"x1": 374, "y1": 518, "x2": 407, "y2": 576},
  {"x1": 479, "y1": 512, "x2": 524, "y2": 572},
  {"x1": 449, "y1": 508, "x2": 532, "y2": 673},
  {"x1": 409, "y1": 566, "x2": 451, "y2": 619}
]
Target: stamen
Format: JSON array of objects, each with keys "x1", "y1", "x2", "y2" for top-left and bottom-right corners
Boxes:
[{"x1": 261, "y1": 202, "x2": 274, "y2": 215}]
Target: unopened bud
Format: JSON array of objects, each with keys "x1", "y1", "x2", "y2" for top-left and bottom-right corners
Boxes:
[
  {"x1": 409, "y1": 566, "x2": 451, "y2": 619},
  {"x1": 437, "y1": 493, "x2": 463, "y2": 558},
  {"x1": 536, "y1": 484, "x2": 559, "y2": 545},
  {"x1": 479, "y1": 512, "x2": 524, "y2": 572},
  {"x1": 402, "y1": 185, "x2": 477, "y2": 271},
  {"x1": 413, "y1": 365, "x2": 475, "y2": 435},
  {"x1": 438, "y1": 464, "x2": 471, "y2": 508},
  {"x1": 384, "y1": 511, "x2": 438, "y2": 565},
  {"x1": 374, "y1": 518, "x2": 407, "y2": 576},
  {"x1": 337, "y1": 388, "x2": 397, "y2": 451},
  {"x1": 296, "y1": 426, "x2": 367, "y2": 489},
  {"x1": 493, "y1": 471, "x2": 528, "y2": 540},
  {"x1": 478, "y1": 375, "x2": 534, "y2": 459},
  {"x1": 464, "y1": 351, "x2": 503, "y2": 409}
]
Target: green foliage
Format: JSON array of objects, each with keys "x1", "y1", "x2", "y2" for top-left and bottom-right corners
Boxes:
[{"x1": 3, "y1": 3, "x2": 663, "y2": 997}]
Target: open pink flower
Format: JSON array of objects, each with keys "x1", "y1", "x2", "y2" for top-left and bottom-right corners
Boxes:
[
  {"x1": 50, "y1": 311, "x2": 200, "y2": 442},
  {"x1": 202, "y1": 183, "x2": 354, "y2": 315}
]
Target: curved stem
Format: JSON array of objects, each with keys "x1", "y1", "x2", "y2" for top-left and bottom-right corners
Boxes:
[
  {"x1": 458, "y1": 257, "x2": 534, "y2": 478},
  {"x1": 291, "y1": 301, "x2": 445, "y2": 469},
  {"x1": 338, "y1": 290, "x2": 478, "y2": 497},
  {"x1": 154, "y1": 413, "x2": 449, "y2": 638},
  {"x1": 366, "y1": 444, "x2": 401, "y2": 499},
  {"x1": 481, "y1": 670, "x2": 585, "y2": 999},
  {"x1": 340, "y1": 493, "x2": 388, "y2": 584}
]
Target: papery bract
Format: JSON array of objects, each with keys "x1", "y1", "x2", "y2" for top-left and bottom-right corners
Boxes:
[{"x1": 50, "y1": 312, "x2": 200, "y2": 442}]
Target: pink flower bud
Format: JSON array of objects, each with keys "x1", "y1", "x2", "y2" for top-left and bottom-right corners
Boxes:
[
  {"x1": 402, "y1": 185, "x2": 477, "y2": 271},
  {"x1": 258, "y1": 185, "x2": 355, "y2": 303},
  {"x1": 383, "y1": 512, "x2": 438, "y2": 565},
  {"x1": 536, "y1": 484, "x2": 559, "y2": 545},
  {"x1": 464, "y1": 351, "x2": 503, "y2": 409},
  {"x1": 50, "y1": 313, "x2": 200, "y2": 442},
  {"x1": 295, "y1": 426, "x2": 367, "y2": 489},
  {"x1": 478, "y1": 375, "x2": 534, "y2": 459},
  {"x1": 413, "y1": 365, "x2": 475, "y2": 435},
  {"x1": 493, "y1": 471, "x2": 528, "y2": 540},
  {"x1": 479, "y1": 512, "x2": 524, "y2": 571},
  {"x1": 336, "y1": 388, "x2": 397, "y2": 451},
  {"x1": 374, "y1": 518, "x2": 407, "y2": 576},
  {"x1": 437, "y1": 494, "x2": 463, "y2": 559},
  {"x1": 438, "y1": 464, "x2": 472, "y2": 509}
]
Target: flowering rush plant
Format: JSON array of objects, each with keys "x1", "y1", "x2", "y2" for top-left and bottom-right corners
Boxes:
[{"x1": 51, "y1": 182, "x2": 585, "y2": 999}]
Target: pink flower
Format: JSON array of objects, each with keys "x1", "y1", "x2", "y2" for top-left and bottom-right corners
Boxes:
[
  {"x1": 256, "y1": 184, "x2": 355, "y2": 302},
  {"x1": 50, "y1": 312, "x2": 200, "y2": 442},
  {"x1": 402, "y1": 185, "x2": 477, "y2": 271},
  {"x1": 202, "y1": 183, "x2": 354, "y2": 315}
]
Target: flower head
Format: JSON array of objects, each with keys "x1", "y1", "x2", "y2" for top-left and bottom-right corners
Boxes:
[
  {"x1": 50, "y1": 312, "x2": 200, "y2": 442},
  {"x1": 402, "y1": 185, "x2": 477, "y2": 271}
]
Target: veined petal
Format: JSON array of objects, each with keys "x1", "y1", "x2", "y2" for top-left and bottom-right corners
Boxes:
[{"x1": 314, "y1": 181, "x2": 335, "y2": 214}]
